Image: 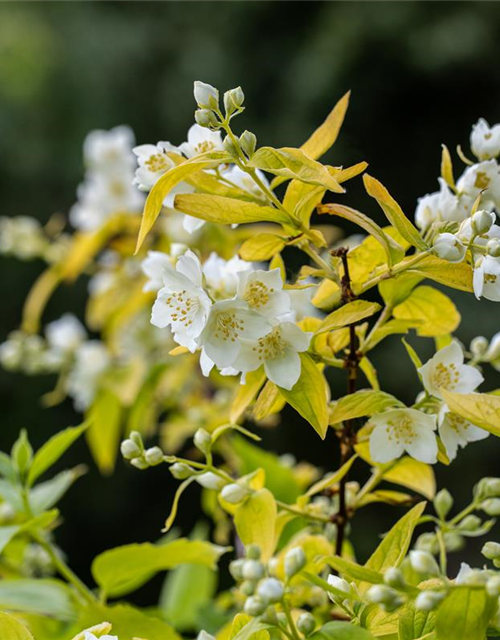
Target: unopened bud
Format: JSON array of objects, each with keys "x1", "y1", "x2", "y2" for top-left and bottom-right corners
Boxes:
[
  {"x1": 244, "y1": 595, "x2": 266, "y2": 616},
  {"x1": 384, "y1": 567, "x2": 405, "y2": 589},
  {"x1": 415, "y1": 590, "x2": 445, "y2": 611},
  {"x1": 415, "y1": 532, "x2": 438, "y2": 554},
  {"x1": 267, "y1": 557, "x2": 279, "y2": 576},
  {"x1": 409, "y1": 551, "x2": 440, "y2": 576},
  {"x1": 487, "y1": 238, "x2": 500, "y2": 257},
  {"x1": 170, "y1": 462, "x2": 196, "y2": 479},
  {"x1": 327, "y1": 574, "x2": 350, "y2": 597},
  {"x1": 220, "y1": 483, "x2": 248, "y2": 505},
  {"x1": 240, "y1": 579, "x2": 257, "y2": 596},
  {"x1": 257, "y1": 578, "x2": 284, "y2": 603},
  {"x1": 458, "y1": 514, "x2": 482, "y2": 532},
  {"x1": 194, "y1": 109, "x2": 219, "y2": 129},
  {"x1": 197, "y1": 631, "x2": 215, "y2": 640},
  {"x1": 246, "y1": 544, "x2": 261, "y2": 560},
  {"x1": 297, "y1": 613, "x2": 316, "y2": 637},
  {"x1": 224, "y1": 87, "x2": 245, "y2": 115},
  {"x1": 470, "y1": 336, "x2": 489, "y2": 358},
  {"x1": 222, "y1": 136, "x2": 239, "y2": 158},
  {"x1": 432, "y1": 233, "x2": 466, "y2": 263},
  {"x1": 487, "y1": 575, "x2": 500, "y2": 597},
  {"x1": 444, "y1": 532, "x2": 464, "y2": 553},
  {"x1": 130, "y1": 457, "x2": 148, "y2": 470},
  {"x1": 193, "y1": 81, "x2": 219, "y2": 110},
  {"x1": 478, "y1": 477, "x2": 500, "y2": 498},
  {"x1": 481, "y1": 498, "x2": 500, "y2": 516},
  {"x1": 229, "y1": 558, "x2": 245, "y2": 581},
  {"x1": 145, "y1": 446, "x2": 163, "y2": 466},
  {"x1": 242, "y1": 559, "x2": 265, "y2": 581},
  {"x1": 482, "y1": 541, "x2": 500, "y2": 560},
  {"x1": 121, "y1": 439, "x2": 141, "y2": 460},
  {"x1": 195, "y1": 472, "x2": 226, "y2": 491},
  {"x1": 194, "y1": 428, "x2": 212, "y2": 454},
  {"x1": 284, "y1": 547, "x2": 306, "y2": 578},
  {"x1": 367, "y1": 584, "x2": 403, "y2": 612},
  {"x1": 240, "y1": 130, "x2": 257, "y2": 157},
  {"x1": 129, "y1": 431, "x2": 144, "y2": 449},
  {"x1": 472, "y1": 210, "x2": 495, "y2": 235},
  {"x1": 434, "y1": 488, "x2": 453, "y2": 520}
]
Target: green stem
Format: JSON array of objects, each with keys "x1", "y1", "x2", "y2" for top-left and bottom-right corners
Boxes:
[
  {"x1": 436, "y1": 527, "x2": 447, "y2": 576},
  {"x1": 302, "y1": 243, "x2": 340, "y2": 285},
  {"x1": 358, "y1": 251, "x2": 429, "y2": 295},
  {"x1": 359, "y1": 304, "x2": 393, "y2": 353},
  {"x1": 448, "y1": 502, "x2": 477, "y2": 527},
  {"x1": 281, "y1": 596, "x2": 301, "y2": 640}
]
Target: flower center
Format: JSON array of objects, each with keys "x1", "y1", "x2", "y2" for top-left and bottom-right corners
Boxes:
[
  {"x1": 195, "y1": 141, "x2": 216, "y2": 154},
  {"x1": 485, "y1": 272, "x2": 498, "y2": 284},
  {"x1": 165, "y1": 290, "x2": 198, "y2": 327},
  {"x1": 446, "y1": 412, "x2": 468, "y2": 432},
  {"x1": 244, "y1": 280, "x2": 274, "y2": 308},
  {"x1": 145, "y1": 153, "x2": 171, "y2": 173},
  {"x1": 213, "y1": 312, "x2": 244, "y2": 342},
  {"x1": 431, "y1": 362, "x2": 460, "y2": 391},
  {"x1": 254, "y1": 327, "x2": 286, "y2": 361},
  {"x1": 387, "y1": 416, "x2": 416, "y2": 445},
  {"x1": 474, "y1": 171, "x2": 491, "y2": 190}
]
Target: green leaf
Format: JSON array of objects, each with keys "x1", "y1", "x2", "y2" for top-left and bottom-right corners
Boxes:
[
  {"x1": 325, "y1": 555, "x2": 384, "y2": 585},
  {"x1": 363, "y1": 174, "x2": 428, "y2": 251},
  {"x1": 382, "y1": 457, "x2": 436, "y2": 501},
  {"x1": 408, "y1": 254, "x2": 473, "y2": 293},
  {"x1": 0, "y1": 479, "x2": 24, "y2": 511},
  {"x1": 440, "y1": 144, "x2": 455, "y2": 190},
  {"x1": 136, "y1": 153, "x2": 231, "y2": 252},
  {"x1": 0, "y1": 579, "x2": 76, "y2": 620},
  {"x1": 76, "y1": 603, "x2": 182, "y2": 640},
  {"x1": 0, "y1": 512, "x2": 59, "y2": 555},
  {"x1": 239, "y1": 234, "x2": 286, "y2": 261},
  {"x1": 231, "y1": 614, "x2": 271, "y2": 640},
  {"x1": 30, "y1": 466, "x2": 86, "y2": 514},
  {"x1": 329, "y1": 390, "x2": 403, "y2": 425},
  {"x1": 278, "y1": 353, "x2": 329, "y2": 439},
  {"x1": 230, "y1": 368, "x2": 267, "y2": 423},
  {"x1": 28, "y1": 424, "x2": 88, "y2": 486},
  {"x1": 248, "y1": 147, "x2": 344, "y2": 193},
  {"x1": 402, "y1": 338, "x2": 423, "y2": 370},
  {"x1": 174, "y1": 193, "x2": 290, "y2": 226},
  {"x1": 440, "y1": 390, "x2": 500, "y2": 437},
  {"x1": 11, "y1": 430, "x2": 33, "y2": 477},
  {"x1": 436, "y1": 586, "x2": 495, "y2": 640},
  {"x1": 393, "y1": 286, "x2": 460, "y2": 337},
  {"x1": 301, "y1": 91, "x2": 350, "y2": 160},
  {"x1": 379, "y1": 273, "x2": 423, "y2": 307},
  {"x1": 92, "y1": 538, "x2": 227, "y2": 598},
  {"x1": 0, "y1": 612, "x2": 34, "y2": 640},
  {"x1": 310, "y1": 621, "x2": 375, "y2": 640},
  {"x1": 317, "y1": 203, "x2": 405, "y2": 266},
  {"x1": 398, "y1": 601, "x2": 436, "y2": 640},
  {"x1": 234, "y1": 488, "x2": 277, "y2": 561},
  {"x1": 86, "y1": 388, "x2": 123, "y2": 475},
  {"x1": 316, "y1": 300, "x2": 381, "y2": 336}
]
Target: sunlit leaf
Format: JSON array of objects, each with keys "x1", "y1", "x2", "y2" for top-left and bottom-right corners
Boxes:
[
  {"x1": 393, "y1": 286, "x2": 460, "y2": 337},
  {"x1": 316, "y1": 300, "x2": 381, "y2": 336},
  {"x1": 234, "y1": 488, "x2": 277, "y2": 561},
  {"x1": 239, "y1": 234, "x2": 286, "y2": 261},
  {"x1": 441, "y1": 390, "x2": 500, "y2": 437}
]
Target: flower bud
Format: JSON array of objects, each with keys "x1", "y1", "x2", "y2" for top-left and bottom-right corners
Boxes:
[
  {"x1": 197, "y1": 631, "x2": 216, "y2": 640},
  {"x1": 432, "y1": 233, "x2": 466, "y2": 263},
  {"x1": 470, "y1": 336, "x2": 489, "y2": 358},
  {"x1": 367, "y1": 584, "x2": 403, "y2": 612},
  {"x1": 224, "y1": 87, "x2": 245, "y2": 115},
  {"x1": 297, "y1": 613, "x2": 316, "y2": 637},
  {"x1": 458, "y1": 514, "x2": 482, "y2": 532},
  {"x1": 443, "y1": 532, "x2": 464, "y2": 553},
  {"x1": 240, "y1": 579, "x2": 257, "y2": 596},
  {"x1": 222, "y1": 136, "x2": 239, "y2": 158},
  {"x1": 261, "y1": 606, "x2": 278, "y2": 625},
  {"x1": 384, "y1": 567, "x2": 405, "y2": 590},
  {"x1": 434, "y1": 488, "x2": 453, "y2": 520},
  {"x1": 145, "y1": 446, "x2": 164, "y2": 466},
  {"x1": 130, "y1": 457, "x2": 149, "y2": 470},
  {"x1": 194, "y1": 109, "x2": 219, "y2": 129},
  {"x1": 284, "y1": 547, "x2": 306, "y2": 578},
  {"x1": 195, "y1": 472, "x2": 226, "y2": 491},
  {"x1": 194, "y1": 428, "x2": 212, "y2": 454},
  {"x1": 482, "y1": 541, "x2": 500, "y2": 560},
  {"x1": 415, "y1": 532, "x2": 438, "y2": 554},
  {"x1": 246, "y1": 544, "x2": 261, "y2": 560},
  {"x1": 257, "y1": 578, "x2": 284, "y2": 603},
  {"x1": 276, "y1": 613, "x2": 288, "y2": 627},
  {"x1": 478, "y1": 477, "x2": 500, "y2": 498},
  {"x1": 244, "y1": 595, "x2": 266, "y2": 616},
  {"x1": 472, "y1": 210, "x2": 496, "y2": 235},
  {"x1": 481, "y1": 498, "x2": 500, "y2": 516},
  {"x1": 487, "y1": 238, "x2": 500, "y2": 257},
  {"x1": 120, "y1": 438, "x2": 141, "y2": 460},
  {"x1": 129, "y1": 431, "x2": 144, "y2": 449},
  {"x1": 409, "y1": 551, "x2": 440, "y2": 576},
  {"x1": 327, "y1": 574, "x2": 350, "y2": 597},
  {"x1": 229, "y1": 558, "x2": 245, "y2": 581},
  {"x1": 415, "y1": 590, "x2": 445, "y2": 611},
  {"x1": 242, "y1": 559, "x2": 265, "y2": 581},
  {"x1": 240, "y1": 130, "x2": 257, "y2": 157},
  {"x1": 267, "y1": 557, "x2": 279, "y2": 576},
  {"x1": 487, "y1": 575, "x2": 500, "y2": 597},
  {"x1": 193, "y1": 81, "x2": 219, "y2": 109},
  {"x1": 169, "y1": 462, "x2": 196, "y2": 480},
  {"x1": 220, "y1": 483, "x2": 248, "y2": 505}
]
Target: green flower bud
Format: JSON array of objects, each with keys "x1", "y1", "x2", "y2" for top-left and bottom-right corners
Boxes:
[
  {"x1": 224, "y1": 87, "x2": 245, "y2": 115},
  {"x1": 169, "y1": 462, "x2": 196, "y2": 480},
  {"x1": 458, "y1": 514, "x2": 482, "y2": 532},
  {"x1": 240, "y1": 130, "x2": 257, "y2": 157},
  {"x1": 240, "y1": 579, "x2": 257, "y2": 596},
  {"x1": 244, "y1": 595, "x2": 266, "y2": 616},
  {"x1": 481, "y1": 498, "x2": 500, "y2": 516},
  {"x1": 434, "y1": 488, "x2": 453, "y2": 520},
  {"x1": 479, "y1": 477, "x2": 500, "y2": 498},
  {"x1": 384, "y1": 567, "x2": 406, "y2": 590},
  {"x1": 145, "y1": 446, "x2": 164, "y2": 466},
  {"x1": 194, "y1": 109, "x2": 219, "y2": 129},
  {"x1": 129, "y1": 431, "x2": 144, "y2": 449},
  {"x1": 261, "y1": 606, "x2": 278, "y2": 625},
  {"x1": 486, "y1": 575, "x2": 500, "y2": 597},
  {"x1": 297, "y1": 613, "x2": 316, "y2": 637},
  {"x1": 415, "y1": 532, "x2": 438, "y2": 554},
  {"x1": 267, "y1": 557, "x2": 279, "y2": 576},
  {"x1": 470, "y1": 336, "x2": 489, "y2": 358},
  {"x1": 472, "y1": 210, "x2": 495, "y2": 235},
  {"x1": 415, "y1": 590, "x2": 445, "y2": 611},
  {"x1": 193, "y1": 81, "x2": 219, "y2": 110},
  {"x1": 120, "y1": 438, "x2": 141, "y2": 460},
  {"x1": 220, "y1": 483, "x2": 248, "y2": 505},
  {"x1": 257, "y1": 578, "x2": 284, "y2": 604},
  {"x1": 130, "y1": 457, "x2": 148, "y2": 470},
  {"x1": 242, "y1": 559, "x2": 265, "y2": 581},
  {"x1": 487, "y1": 238, "x2": 500, "y2": 257},
  {"x1": 409, "y1": 551, "x2": 440, "y2": 576},
  {"x1": 367, "y1": 585, "x2": 403, "y2": 612},
  {"x1": 276, "y1": 612, "x2": 288, "y2": 627},
  {"x1": 284, "y1": 547, "x2": 306, "y2": 578},
  {"x1": 443, "y1": 532, "x2": 464, "y2": 553},
  {"x1": 246, "y1": 544, "x2": 261, "y2": 560},
  {"x1": 482, "y1": 541, "x2": 500, "y2": 560},
  {"x1": 195, "y1": 471, "x2": 226, "y2": 491},
  {"x1": 229, "y1": 558, "x2": 245, "y2": 582},
  {"x1": 11, "y1": 429, "x2": 33, "y2": 476},
  {"x1": 222, "y1": 136, "x2": 239, "y2": 158},
  {"x1": 193, "y1": 428, "x2": 212, "y2": 455}
]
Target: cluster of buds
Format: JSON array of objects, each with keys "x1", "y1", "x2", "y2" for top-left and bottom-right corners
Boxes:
[
  {"x1": 193, "y1": 81, "x2": 245, "y2": 131},
  {"x1": 120, "y1": 432, "x2": 164, "y2": 470}
]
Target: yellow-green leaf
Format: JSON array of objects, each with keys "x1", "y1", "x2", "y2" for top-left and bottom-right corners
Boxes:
[
  {"x1": 329, "y1": 390, "x2": 403, "y2": 425},
  {"x1": 409, "y1": 254, "x2": 473, "y2": 293},
  {"x1": 316, "y1": 300, "x2": 381, "y2": 336},
  {"x1": 278, "y1": 353, "x2": 329, "y2": 438},
  {"x1": 441, "y1": 144, "x2": 455, "y2": 189},
  {"x1": 398, "y1": 601, "x2": 436, "y2": 640},
  {"x1": 234, "y1": 488, "x2": 277, "y2": 561},
  {"x1": 239, "y1": 234, "x2": 286, "y2": 261},
  {"x1": 0, "y1": 612, "x2": 34, "y2": 640},
  {"x1": 86, "y1": 388, "x2": 123, "y2": 475},
  {"x1": 436, "y1": 586, "x2": 495, "y2": 640},
  {"x1": 441, "y1": 390, "x2": 500, "y2": 436},
  {"x1": 301, "y1": 91, "x2": 350, "y2": 160},
  {"x1": 383, "y1": 456, "x2": 436, "y2": 500},
  {"x1": 363, "y1": 174, "x2": 428, "y2": 251},
  {"x1": 230, "y1": 368, "x2": 266, "y2": 423},
  {"x1": 393, "y1": 286, "x2": 460, "y2": 337}
]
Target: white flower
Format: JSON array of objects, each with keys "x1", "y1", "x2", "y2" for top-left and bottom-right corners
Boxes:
[
  {"x1": 202, "y1": 253, "x2": 251, "y2": 298},
  {"x1": 83, "y1": 633, "x2": 118, "y2": 640},
  {"x1": 418, "y1": 341, "x2": 483, "y2": 399},
  {"x1": 83, "y1": 125, "x2": 135, "y2": 172},
  {"x1": 471, "y1": 118, "x2": 500, "y2": 160},
  {"x1": 285, "y1": 286, "x2": 321, "y2": 321},
  {"x1": 369, "y1": 408, "x2": 438, "y2": 464},
  {"x1": 236, "y1": 268, "x2": 291, "y2": 320},
  {"x1": 415, "y1": 178, "x2": 466, "y2": 229},
  {"x1": 151, "y1": 250, "x2": 212, "y2": 351},
  {"x1": 473, "y1": 254, "x2": 500, "y2": 301},
  {"x1": 141, "y1": 247, "x2": 186, "y2": 292},
  {"x1": 66, "y1": 341, "x2": 110, "y2": 411},
  {"x1": 438, "y1": 407, "x2": 488, "y2": 461},
  {"x1": 455, "y1": 562, "x2": 473, "y2": 584},
  {"x1": 232, "y1": 322, "x2": 312, "y2": 390},
  {"x1": 327, "y1": 574, "x2": 351, "y2": 595},
  {"x1": 198, "y1": 299, "x2": 271, "y2": 369},
  {"x1": 457, "y1": 160, "x2": 500, "y2": 209},
  {"x1": 45, "y1": 314, "x2": 86, "y2": 358},
  {"x1": 133, "y1": 142, "x2": 178, "y2": 191},
  {"x1": 178, "y1": 124, "x2": 223, "y2": 159},
  {"x1": 0, "y1": 216, "x2": 46, "y2": 260},
  {"x1": 432, "y1": 232, "x2": 466, "y2": 263},
  {"x1": 222, "y1": 165, "x2": 270, "y2": 202}
]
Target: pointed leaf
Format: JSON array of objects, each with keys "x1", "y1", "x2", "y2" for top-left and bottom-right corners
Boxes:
[
  {"x1": 234, "y1": 488, "x2": 277, "y2": 561},
  {"x1": 28, "y1": 424, "x2": 88, "y2": 486},
  {"x1": 441, "y1": 390, "x2": 500, "y2": 437}
]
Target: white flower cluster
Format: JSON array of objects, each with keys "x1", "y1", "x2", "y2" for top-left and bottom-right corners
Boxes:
[
  {"x1": 133, "y1": 123, "x2": 269, "y2": 234},
  {"x1": 369, "y1": 340, "x2": 487, "y2": 464},
  {"x1": 143, "y1": 248, "x2": 313, "y2": 390},
  {"x1": 70, "y1": 126, "x2": 143, "y2": 231}
]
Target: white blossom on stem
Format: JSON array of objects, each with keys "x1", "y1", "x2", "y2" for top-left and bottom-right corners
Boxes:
[{"x1": 418, "y1": 341, "x2": 483, "y2": 399}]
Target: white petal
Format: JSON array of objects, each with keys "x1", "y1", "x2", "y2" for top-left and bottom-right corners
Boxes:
[
  {"x1": 438, "y1": 420, "x2": 460, "y2": 461},
  {"x1": 176, "y1": 250, "x2": 203, "y2": 286},
  {"x1": 199, "y1": 350, "x2": 214, "y2": 377},
  {"x1": 406, "y1": 426, "x2": 438, "y2": 464},
  {"x1": 183, "y1": 214, "x2": 205, "y2": 234},
  {"x1": 369, "y1": 424, "x2": 405, "y2": 463},
  {"x1": 280, "y1": 322, "x2": 312, "y2": 352},
  {"x1": 455, "y1": 363, "x2": 484, "y2": 393},
  {"x1": 265, "y1": 348, "x2": 301, "y2": 390},
  {"x1": 203, "y1": 334, "x2": 240, "y2": 368}
]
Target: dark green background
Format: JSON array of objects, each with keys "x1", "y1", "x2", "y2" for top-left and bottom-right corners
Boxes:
[{"x1": 1, "y1": 1, "x2": 500, "y2": 605}]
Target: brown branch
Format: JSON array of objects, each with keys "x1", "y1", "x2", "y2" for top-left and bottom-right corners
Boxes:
[{"x1": 330, "y1": 247, "x2": 361, "y2": 557}]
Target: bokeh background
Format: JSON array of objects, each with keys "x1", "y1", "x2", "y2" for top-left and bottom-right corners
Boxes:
[{"x1": 1, "y1": 0, "x2": 500, "y2": 606}]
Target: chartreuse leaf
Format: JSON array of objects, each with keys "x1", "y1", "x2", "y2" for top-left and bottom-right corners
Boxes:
[
  {"x1": 86, "y1": 387, "x2": 123, "y2": 475},
  {"x1": 383, "y1": 457, "x2": 436, "y2": 500},
  {"x1": 329, "y1": 390, "x2": 403, "y2": 425},
  {"x1": 0, "y1": 612, "x2": 34, "y2": 640},
  {"x1": 378, "y1": 273, "x2": 423, "y2": 307},
  {"x1": 174, "y1": 193, "x2": 291, "y2": 226},
  {"x1": 363, "y1": 174, "x2": 428, "y2": 251},
  {"x1": 408, "y1": 254, "x2": 473, "y2": 293},
  {"x1": 278, "y1": 353, "x2": 329, "y2": 439},
  {"x1": 247, "y1": 147, "x2": 344, "y2": 193},
  {"x1": 253, "y1": 380, "x2": 286, "y2": 420},
  {"x1": 436, "y1": 586, "x2": 495, "y2": 640},
  {"x1": 234, "y1": 488, "x2": 277, "y2": 561},
  {"x1": 398, "y1": 600, "x2": 436, "y2": 640},
  {"x1": 92, "y1": 539, "x2": 227, "y2": 598},
  {"x1": 310, "y1": 621, "x2": 375, "y2": 640},
  {"x1": 239, "y1": 234, "x2": 286, "y2": 261},
  {"x1": 136, "y1": 153, "x2": 231, "y2": 252},
  {"x1": 301, "y1": 91, "x2": 350, "y2": 160},
  {"x1": 230, "y1": 368, "x2": 267, "y2": 423},
  {"x1": 316, "y1": 300, "x2": 381, "y2": 336},
  {"x1": 441, "y1": 390, "x2": 500, "y2": 437},
  {"x1": 0, "y1": 579, "x2": 76, "y2": 620},
  {"x1": 283, "y1": 181, "x2": 325, "y2": 226},
  {"x1": 28, "y1": 423, "x2": 88, "y2": 486},
  {"x1": 230, "y1": 613, "x2": 271, "y2": 640},
  {"x1": 76, "y1": 603, "x2": 181, "y2": 640},
  {"x1": 325, "y1": 555, "x2": 384, "y2": 585},
  {"x1": 393, "y1": 286, "x2": 460, "y2": 337},
  {"x1": 317, "y1": 203, "x2": 405, "y2": 266},
  {"x1": 441, "y1": 143, "x2": 455, "y2": 189}
]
